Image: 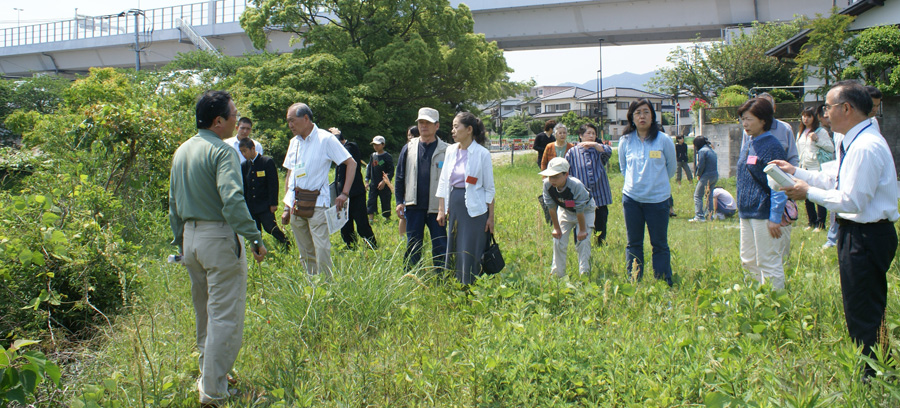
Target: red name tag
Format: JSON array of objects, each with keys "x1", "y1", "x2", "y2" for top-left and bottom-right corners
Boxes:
[
  {"x1": 747, "y1": 155, "x2": 758, "y2": 165},
  {"x1": 466, "y1": 175, "x2": 478, "y2": 184},
  {"x1": 565, "y1": 200, "x2": 575, "y2": 208}
]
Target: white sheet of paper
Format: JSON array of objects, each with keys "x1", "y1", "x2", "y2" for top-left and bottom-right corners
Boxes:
[{"x1": 325, "y1": 205, "x2": 349, "y2": 234}]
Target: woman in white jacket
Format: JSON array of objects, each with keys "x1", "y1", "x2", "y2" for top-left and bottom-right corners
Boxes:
[
  {"x1": 437, "y1": 112, "x2": 496, "y2": 284},
  {"x1": 796, "y1": 106, "x2": 834, "y2": 230}
]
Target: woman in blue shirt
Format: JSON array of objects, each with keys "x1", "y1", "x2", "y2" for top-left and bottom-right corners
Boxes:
[
  {"x1": 617, "y1": 99, "x2": 677, "y2": 286},
  {"x1": 565, "y1": 123, "x2": 613, "y2": 246},
  {"x1": 736, "y1": 98, "x2": 789, "y2": 289}
]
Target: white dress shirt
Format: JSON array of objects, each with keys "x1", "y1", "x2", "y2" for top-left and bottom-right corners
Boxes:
[
  {"x1": 281, "y1": 124, "x2": 351, "y2": 208},
  {"x1": 794, "y1": 120, "x2": 899, "y2": 223},
  {"x1": 223, "y1": 137, "x2": 263, "y2": 164}
]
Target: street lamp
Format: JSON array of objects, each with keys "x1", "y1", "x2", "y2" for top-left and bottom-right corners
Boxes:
[
  {"x1": 13, "y1": 8, "x2": 23, "y2": 26},
  {"x1": 597, "y1": 38, "x2": 604, "y2": 141}
]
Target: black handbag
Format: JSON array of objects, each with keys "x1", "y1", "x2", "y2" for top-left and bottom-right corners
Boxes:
[{"x1": 481, "y1": 233, "x2": 505, "y2": 275}]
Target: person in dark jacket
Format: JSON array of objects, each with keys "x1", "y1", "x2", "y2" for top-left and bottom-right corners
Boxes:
[
  {"x1": 366, "y1": 135, "x2": 394, "y2": 222},
  {"x1": 239, "y1": 138, "x2": 289, "y2": 246},
  {"x1": 674, "y1": 134, "x2": 693, "y2": 184},
  {"x1": 331, "y1": 128, "x2": 377, "y2": 249},
  {"x1": 533, "y1": 120, "x2": 557, "y2": 166}
]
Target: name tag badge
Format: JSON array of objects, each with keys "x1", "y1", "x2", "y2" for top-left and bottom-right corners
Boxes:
[
  {"x1": 466, "y1": 175, "x2": 478, "y2": 185},
  {"x1": 294, "y1": 162, "x2": 307, "y2": 180},
  {"x1": 565, "y1": 200, "x2": 575, "y2": 208},
  {"x1": 747, "y1": 155, "x2": 758, "y2": 165},
  {"x1": 437, "y1": 161, "x2": 444, "y2": 169},
  {"x1": 649, "y1": 150, "x2": 662, "y2": 159},
  {"x1": 256, "y1": 171, "x2": 266, "y2": 177}
]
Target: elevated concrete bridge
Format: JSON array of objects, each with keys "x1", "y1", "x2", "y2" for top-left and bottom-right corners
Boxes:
[{"x1": 0, "y1": 0, "x2": 835, "y2": 77}]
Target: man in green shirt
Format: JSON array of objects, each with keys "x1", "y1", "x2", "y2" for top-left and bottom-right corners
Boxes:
[{"x1": 169, "y1": 90, "x2": 267, "y2": 407}]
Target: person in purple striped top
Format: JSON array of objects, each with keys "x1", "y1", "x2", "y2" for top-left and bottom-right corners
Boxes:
[{"x1": 565, "y1": 123, "x2": 613, "y2": 246}]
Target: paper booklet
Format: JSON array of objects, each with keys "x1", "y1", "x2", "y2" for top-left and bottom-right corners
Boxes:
[
  {"x1": 325, "y1": 205, "x2": 349, "y2": 234},
  {"x1": 763, "y1": 163, "x2": 795, "y2": 188}
]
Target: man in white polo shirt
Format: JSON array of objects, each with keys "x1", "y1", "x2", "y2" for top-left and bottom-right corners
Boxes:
[{"x1": 279, "y1": 103, "x2": 356, "y2": 277}]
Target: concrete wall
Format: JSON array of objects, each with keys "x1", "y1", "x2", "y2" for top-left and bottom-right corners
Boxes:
[
  {"x1": 703, "y1": 124, "x2": 744, "y2": 178},
  {"x1": 881, "y1": 96, "x2": 900, "y2": 172}
]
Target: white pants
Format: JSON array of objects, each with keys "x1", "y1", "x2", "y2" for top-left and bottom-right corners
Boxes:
[
  {"x1": 183, "y1": 221, "x2": 248, "y2": 404},
  {"x1": 551, "y1": 208, "x2": 595, "y2": 277},
  {"x1": 740, "y1": 218, "x2": 788, "y2": 289},
  {"x1": 290, "y1": 207, "x2": 332, "y2": 277}
]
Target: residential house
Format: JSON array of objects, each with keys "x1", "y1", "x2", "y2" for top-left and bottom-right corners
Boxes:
[{"x1": 577, "y1": 87, "x2": 670, "y2": 139}]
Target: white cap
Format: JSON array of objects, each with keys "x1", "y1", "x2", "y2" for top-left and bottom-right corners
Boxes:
[
  {"x1": 417, "y1": 107, "x2": 439, "y2": 123},
  {"x1": 539, "y1": 157, "x2": 570, "y2": 177},
  {"x1": 370, "y1": 135, "x2": 386, "y2": 145}
]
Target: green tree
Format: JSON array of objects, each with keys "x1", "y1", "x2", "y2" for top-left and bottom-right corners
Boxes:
[
  {"x1": 844, "y1": 25, "x2": 900, "y2": 96},
  {"x1": 557, "y1": 111, "x2": 595, "y2": 137},
  {"x1": 239, "y1": 0, "x2": 520, "y2": 156},
  {"x1": 792, "y1": 9, "x2": 855, "y2": 95},
  {"x1": 501, "y1": 114, "x2": 530, "y2": 138},
  {"x1": 650, "y1": 21, "x2": 803, "y2": 99}
]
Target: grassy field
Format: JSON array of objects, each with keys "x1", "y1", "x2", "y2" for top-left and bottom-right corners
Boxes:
[{"x1": 66, "y1": 152, "x2": 900, "y2": 407}]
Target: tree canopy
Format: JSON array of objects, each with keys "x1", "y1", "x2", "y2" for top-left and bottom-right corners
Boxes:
[
  {"x1": 844, "y1": 25, "x2": 900, "y2": 96},
  {"x1": 791, "y1": 10, "x2": 855, "y2": 95},
  {"x1": 650, "y1": 21, "x2": 804, "y2": 101},
  {"x1": 239, "y1": 0, "x2": 519, "y2": 156}
]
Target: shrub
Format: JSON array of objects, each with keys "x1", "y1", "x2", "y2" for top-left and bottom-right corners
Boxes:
[{"x1": 0, "y1": 171, "x2": 141, "y2": 341}]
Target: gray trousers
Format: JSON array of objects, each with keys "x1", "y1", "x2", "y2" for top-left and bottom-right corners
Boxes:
[
  {"x1": 446, "y1": 188, "x2": 488, "y2": 284},
  {"x1": 676, "y1": 161, "x2": 693, "y2": 182},
  {"x1": 183, "y1": 221, "x2": 248, "y2": 404},
  {"x1": 552, "y1": 207, "x2": 595, "y2": 277}
]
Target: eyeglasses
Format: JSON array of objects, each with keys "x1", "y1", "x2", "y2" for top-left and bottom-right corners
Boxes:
[{"x1": 823, "y1": 101, "x2": 846, "y2": 112}]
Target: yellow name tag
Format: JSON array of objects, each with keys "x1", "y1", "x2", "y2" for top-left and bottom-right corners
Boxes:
[
  {"x1": 256, "y1": 171, "x2": 265, "y2": 177},
  {"x1": 649, "y1": 150, "x2": 662, "y2": 159}
]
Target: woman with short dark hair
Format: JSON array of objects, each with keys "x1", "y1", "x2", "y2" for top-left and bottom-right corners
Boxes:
[
  {"x1": 736, "y1": 98, "x2": 790, "y2": 289},
  {"x1": 565, "y1": 123, "x2": 613, "y2": 245},
  {"x1": 533, "y1": 120, "x2": 557, "y2": 166},
  {"x1": 617, "y1": 99, "x2": 676, "y2": 285},
  {"x1": 436, "y1": 112, "x2": 496, "y2": 284}
]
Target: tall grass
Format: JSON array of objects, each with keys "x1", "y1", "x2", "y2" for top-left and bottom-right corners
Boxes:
[{"x1": 64, "y1": 152, "x2": 900, "y2": 407}]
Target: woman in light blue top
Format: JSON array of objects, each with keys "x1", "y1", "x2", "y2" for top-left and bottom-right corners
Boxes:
[
  {"x1": 436, "y1": 112, "x2": 496, "y2": 284},
  {"x1": 618, "y1": 99, "x2": 677, "y2": 286}
]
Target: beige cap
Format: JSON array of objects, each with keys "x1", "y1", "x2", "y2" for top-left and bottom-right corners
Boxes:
[
  {"x1": 370, "y1": 135, "x2": 386, "y2": 145},
  {"x1": 417, "y1": 107, "x2": 439, "y2": 123},
  {"x1": 539, "y1": 157, "x2": 570, "y2": 176}
]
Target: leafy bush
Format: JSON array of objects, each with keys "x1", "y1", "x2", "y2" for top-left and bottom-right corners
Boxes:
[
  {"x1": 528, "y1": 119, "x2": 544, "y2": 135},
  {"x1": 719, "y1": 85, "x2": 749, "y2": 97},
  {"x1": 848, "y1": 25, "x2": 900, "y2": 95},
  {"x1": 0, "y1": 171, "x2": 141, "y2": 341},
  {"x1": 768, "y1": 88, "x2": 797, "y2": 102},
  {"x1": 0, "y1": 340, "x2": 61, "y2": 407}
]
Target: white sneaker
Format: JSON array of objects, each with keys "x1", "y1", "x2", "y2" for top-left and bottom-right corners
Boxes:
[
  {"x1": 688, "y1": 217, "x2": 706, "y2": 223},
  {"x1": 822, "y1": 242, "x2": 836, "y2": 250}
]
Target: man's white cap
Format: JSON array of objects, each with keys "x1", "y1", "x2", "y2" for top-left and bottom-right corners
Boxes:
[
  {"x1": 370, "y1": 135, "x2": 386, "y2": 145},
  {"x1": 417, "y1": 107, "x2": 439, "y2": 123},
  {"x1": 539, "y1": 157, "x2": 570, "y2": 177}
]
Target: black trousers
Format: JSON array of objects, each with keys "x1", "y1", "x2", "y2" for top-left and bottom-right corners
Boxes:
[
  {"x1": 341, "y1": 194, "x2": 377, "y2": 249},
  {"x1": 804, "y1": 199, "x2": 827, "y2": 229},
  {"x1": 595, "y1": 205, "x2": 609, "y2": 245},
  {"x1": 252, "y1": 210, "x2": 289, "y2": 245},
  {"x1": 837, "y1": 220, "x2": 898, "y2": 361},
  {"x1": 366, "y1": 183, "x2": 392, "y2": 219}
]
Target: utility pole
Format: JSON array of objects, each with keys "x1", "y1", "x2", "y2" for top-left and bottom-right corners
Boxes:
[{"x1": 598, "y1": 38, "x2": 604, "y2": 141}]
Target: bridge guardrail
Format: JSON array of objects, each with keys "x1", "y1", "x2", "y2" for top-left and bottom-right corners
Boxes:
[{"x1": 1, "y1": 0, "x2": 247, "y2": 48}]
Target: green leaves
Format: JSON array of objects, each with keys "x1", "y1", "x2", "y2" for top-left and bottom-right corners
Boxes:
[{"x1": 0, "y1": 340, "x2": 60, "y2": 406}]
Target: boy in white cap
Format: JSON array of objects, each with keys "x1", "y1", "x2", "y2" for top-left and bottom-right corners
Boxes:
[
  {"x1": 541, "y1": 157, "x2": 596, "y2": 277},
  {"x1": 366, "y1": 135, "x2": 394, "y2": 222}
]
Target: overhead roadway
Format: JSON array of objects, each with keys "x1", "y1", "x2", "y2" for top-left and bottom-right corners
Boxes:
[{"x1": 1, "y1": 0, "x2": 836, "y2": 77}]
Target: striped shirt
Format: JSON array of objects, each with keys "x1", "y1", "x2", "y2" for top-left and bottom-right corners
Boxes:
[
  {"x1": 565, "y1": 144, "x2": 613, "y2": 207},
  {"x1": 795, "y1": 120, "x2": 899, "y2": 223}
]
